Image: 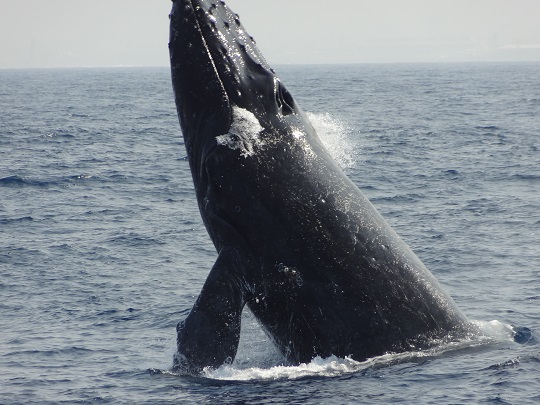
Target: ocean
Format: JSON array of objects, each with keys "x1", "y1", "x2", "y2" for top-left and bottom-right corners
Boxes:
[{"x1": 1, "y1": 63, "x2": 539, "y2": 404}]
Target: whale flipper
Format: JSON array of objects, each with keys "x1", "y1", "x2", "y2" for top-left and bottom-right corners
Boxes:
[{"x1": 175, "y1": 248, "x2": 246, "y2": 372}]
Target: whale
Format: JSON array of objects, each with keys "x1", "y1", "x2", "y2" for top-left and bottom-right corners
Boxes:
[{"x1": 169, "y1": 0, "x2": 474, "y2": 373}]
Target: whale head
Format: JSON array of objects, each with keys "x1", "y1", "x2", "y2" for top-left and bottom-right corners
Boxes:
[{"x1": 169, "y1": 0, "x2": 299, "y2": 175}]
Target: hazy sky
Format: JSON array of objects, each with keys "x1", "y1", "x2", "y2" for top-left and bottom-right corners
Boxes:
[{"x1": 1, "y1": 0, "x2": 539, "y2": 68}]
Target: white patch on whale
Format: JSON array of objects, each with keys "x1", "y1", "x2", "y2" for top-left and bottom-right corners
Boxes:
[{"x1": 216, "y1": 106, "x2": 265, "y2": 157}]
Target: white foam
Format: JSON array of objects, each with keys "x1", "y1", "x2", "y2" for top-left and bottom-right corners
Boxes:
[
  {"x1": 203, "y1": 355, "x2": 363, "y2": 381},
  {"x1": 216, "y1": 107, "x2": 265, "y2": 157},
  {"x1": 197, "y1": 319, "x2": 519, "y2": 382},
  {"x1": 473, "y1": 319, "x2": 516, "y2": 341}
]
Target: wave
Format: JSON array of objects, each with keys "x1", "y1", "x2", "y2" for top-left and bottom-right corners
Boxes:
[
  {"x1": 512, "y1": 173, "x2": 540, "y2": 182},
  {"x1": 0, "y1": 216, "x2": 34, "y2": 225},
  {"x1": 4, "y1": 346, "x2": 94, "y2": 358},
  {"x1": 0, "y1": 174, "x2": 100, "y2": 189},
  {"x1": 108, "y1": 233, "x2": 165, "y2": 248},
  {"x1": 44, "y1": 132, "x2": 76, "y2": 139},
  {"x1": 475, "y1": 125, "x2": 501, "y2": 131},
  {"x1": 0, "y1": 175, "x2": 29, "y2": 187},
  {"x1": 371, "y1": 193, "x2": 424, "y2": 204}
]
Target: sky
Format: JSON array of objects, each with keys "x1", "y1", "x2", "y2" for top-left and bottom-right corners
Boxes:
[{"x1": 1, "y1": 0, "x2": 539, "y2": 68}]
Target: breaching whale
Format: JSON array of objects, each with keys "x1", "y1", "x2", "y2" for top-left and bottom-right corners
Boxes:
[{"x1": 169, "y1": 0, "x2": 474, "y2": 373}]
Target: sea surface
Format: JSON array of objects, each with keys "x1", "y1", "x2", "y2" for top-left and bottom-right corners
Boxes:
[{"x1": 1, "y1": 63, "x2": 539, "y2": 404}]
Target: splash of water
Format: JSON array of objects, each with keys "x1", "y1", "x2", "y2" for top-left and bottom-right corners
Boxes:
[{"x1": 307, "y1": 112, "x2": 355, "y2": 170}]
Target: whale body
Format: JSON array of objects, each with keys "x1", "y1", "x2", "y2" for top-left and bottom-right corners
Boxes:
[{"x1": 168, "y1": 0, "x2": 473, "y2": 372}]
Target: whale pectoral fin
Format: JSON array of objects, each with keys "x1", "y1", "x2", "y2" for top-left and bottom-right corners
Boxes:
[{"x1": 174, "y1": 247, "x2": 246, "y2": 374}]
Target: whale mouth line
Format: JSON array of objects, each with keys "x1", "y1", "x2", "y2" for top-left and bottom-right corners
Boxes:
[
  {"x1": 187, "y1": 0, "x2": 230, "y2": 104},
  {"x1": 194, "y1": 1, "x2": 238, "y2": 93}
]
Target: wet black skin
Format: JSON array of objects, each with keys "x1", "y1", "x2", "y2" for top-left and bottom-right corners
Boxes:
[{"x1": 169, "y1": 0, "x2": 474, "y2": 373}]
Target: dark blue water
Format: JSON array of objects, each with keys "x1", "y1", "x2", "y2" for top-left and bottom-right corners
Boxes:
[{"x1": 1, "y1": 64, "x2": 539, "y2": 404}]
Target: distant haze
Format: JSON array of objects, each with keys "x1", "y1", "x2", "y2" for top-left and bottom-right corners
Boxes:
[{"x1": 1, "y1": 0, "x2": 539, "y2": 68}]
